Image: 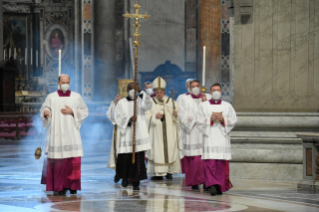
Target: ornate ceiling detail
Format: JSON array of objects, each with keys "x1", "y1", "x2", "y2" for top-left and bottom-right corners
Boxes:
[
  {"x1": 3, "y1": 2, "x2": 31, "y2": 13},
  {"x1": 50, "y1": 0, "x2": 65, "y2": 7}
]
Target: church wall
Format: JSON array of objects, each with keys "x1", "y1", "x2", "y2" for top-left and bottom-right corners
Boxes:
[
  {"x1": 129, "y1": 0, "x2": 185, "y2": 73},
  {"x1": 232, "y1": 0, "x2": 319, "y2": 112}
]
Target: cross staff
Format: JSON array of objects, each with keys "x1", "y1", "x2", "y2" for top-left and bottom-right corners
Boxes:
[
  {"x1": 123, "y1": 2, "x2": 150, "y2": 164},
  {"x1": 169, "y1": 88, "x2": 178, "y2": 110}
]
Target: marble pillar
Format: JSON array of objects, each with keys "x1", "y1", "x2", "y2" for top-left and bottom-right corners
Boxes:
[
  {"x1": 94, "y1": 1, "x2": 118, "y2": 101},
  {"x1": 199, "y1": 0, "x2": 221, "y2": 87},
  {"x1": 185, "y1": 0, "x2": 198, "y2": 73},
  {"x1": 82, "y1": 0, "x2": 94, "y2": 100},
  {"x1": 0, "y1": 0, "x2": 3, "y2": 61},
  {"x1": 232, "y1": 0, "x2": 319, "y2": 112}
]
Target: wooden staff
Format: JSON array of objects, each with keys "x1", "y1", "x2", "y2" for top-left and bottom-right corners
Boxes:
[{"x1": 123, "y1": 2, "x2": 150, "y2": 164}]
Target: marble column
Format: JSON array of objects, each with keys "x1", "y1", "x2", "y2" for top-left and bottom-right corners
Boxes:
[
  {"x1": 199, "y1": 0, "x2": 221, "y2": 86},
  {"x1": 82, "y1": 0, "x2": 94, "y2": 100},
  {"x1": 0, "y1": 0, "x2": 3, "y2": 61},
  {"x1": 185, "y1": 0, "x2": 198, "y2": 73}
]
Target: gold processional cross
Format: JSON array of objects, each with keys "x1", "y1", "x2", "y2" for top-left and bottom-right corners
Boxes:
[{"x1": 123, "y1": 2, "x2": 150, "y2": 164}]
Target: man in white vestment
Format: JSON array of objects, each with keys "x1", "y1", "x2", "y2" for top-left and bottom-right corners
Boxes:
[
  {"x1": 114, "y1": 82, "x2": 152, "y2": 190},
  {"x1": 106, "y1": 94, "x2": 121, "y2": 183},
  {"x1": 144, "y1": 81, "x2": 154, "y2": 97},
  {"x1": 40, "y1": 74, "x2": 88, "y2": 195},
  {"x1": 146, "y1": 77, "x2": 181, "y2": 180},
  {"x1": 178, "y1": 79, "x2": 211, "y2": 189},
  {"x1": 196, "y1": 83, "x2": 237, "y2": 196},
  {"x1": 176, "y1": 78, "x2": 193, "y2": 174},
  {"x1": 176, "y1": 78, "x2": 193, "y2": 105}
]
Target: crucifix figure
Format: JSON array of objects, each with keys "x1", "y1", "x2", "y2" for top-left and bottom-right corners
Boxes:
[{"x1": 123, "y1": 2, "x2": 151, "y2": 164}]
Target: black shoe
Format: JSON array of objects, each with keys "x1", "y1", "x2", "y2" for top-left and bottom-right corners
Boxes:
[
  {"x1": 151, "y1": 176, "x2": 163, "y2": 181},
  {"x1": 69, "y1": 189, "x2": 77, "y2": 194},
  {"x1": 191, "y1": 185, "x2": 199, "y2": 190},
  {"x1": 122, "y1": 179, "x2": 128, "y2": 187},
  {"x1": 133, "y1": 186, "x2": 140, "y2": 191},
  {"x1": 209, "y1": 186, "x2": 217, "y2": 196},
  {"x1": 166, "y1": 173, "x2": 173, "y2": 180},
  {"x1": 58, "y1": 189, "x2": 67, "y2": 195},
  {"x1": 114, "y1": 175, "x2": 120, "y2": 183},
  {"x1": 215, "y1": 185, "x2": 222, "y2": 195}
]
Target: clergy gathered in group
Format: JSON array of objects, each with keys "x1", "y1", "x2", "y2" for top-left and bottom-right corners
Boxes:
[{"x1": 40, "y1": 74, "x2": 237, "y2": 196}]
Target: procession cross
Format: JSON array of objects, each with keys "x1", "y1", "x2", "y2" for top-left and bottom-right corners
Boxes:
[
  {"x1": 123, "y1": 2, "x2": 150, "y2": 164},
  {"x1": 169, "y1": 88, "x2": 178, "y2": 110}
]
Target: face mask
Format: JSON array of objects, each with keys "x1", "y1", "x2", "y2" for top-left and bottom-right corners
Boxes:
[
  {"x1": 128, "y1": 89, "x2": 135, "y2": 99},
  {"x1": 61, "y1": 84, "x2": 70, "y2": 92},
  {"x1": 187, "y1": 88, "x2": 192, "y2": 94},
  {"x1": 146, "y1": 88, "x2": 153, "y2": 95},
  {"x1": 212, "y1": 91, "x2": 221, "y2": 100},
  {"x1": 192, "y1": 87, "x2": 200, "y2": 96}
]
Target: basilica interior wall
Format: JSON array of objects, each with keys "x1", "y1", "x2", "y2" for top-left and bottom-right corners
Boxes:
[
  {"x1": 232, "y1": 0, "x2": 319, "y2": 112},
  {"x1": 128, "y1": 0, "x2": 185, "y2": 73}
]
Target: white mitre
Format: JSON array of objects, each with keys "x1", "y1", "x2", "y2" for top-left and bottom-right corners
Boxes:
[{"x1": 152, "y1": 76, "x2": 166, "y2": 91}]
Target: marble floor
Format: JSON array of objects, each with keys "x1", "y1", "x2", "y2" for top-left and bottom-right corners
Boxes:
[{"x1": 0, "y1": 139, "x2": 318, "y2": 212}]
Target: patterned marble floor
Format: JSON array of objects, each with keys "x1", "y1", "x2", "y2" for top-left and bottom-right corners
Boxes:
[{"x1": 0, "y1": 139, "x2": 318, "y2": 212}]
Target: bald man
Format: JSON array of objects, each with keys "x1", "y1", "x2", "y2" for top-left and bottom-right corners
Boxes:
[{"x1": 40, "y1": 75, "x2": 88, "y2": 195}]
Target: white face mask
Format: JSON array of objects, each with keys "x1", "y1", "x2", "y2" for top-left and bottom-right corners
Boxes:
[
  {"x1": 192, "y1": 87, "x2": 200, "y2": 96},
  {"x1": 212, "y1": 91, "x2": 221, "y2": 100},
  {"x1": 60, "y1": 84, "x2": 70, "y2": 92},
  {"x1": 146, "y1": 88, "x2": 153, "y2": 95},
  {"x1": 187, "y1": 88, "x2": 192, "y2": 94},
  {"x1": 128, "y1": 89, "x2": 135, "y2": 99}
]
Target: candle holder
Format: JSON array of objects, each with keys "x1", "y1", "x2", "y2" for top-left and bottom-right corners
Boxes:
[{"x1": 201, "y1": 85, "x2": 207, "y2": 94}]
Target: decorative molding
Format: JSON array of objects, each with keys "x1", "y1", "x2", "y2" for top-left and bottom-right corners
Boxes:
[
  {"x1": 3, "y1": 2, "x2": 31, "y2": 13},
  {"x1": 50, "y1": 0, "x2": 65, "y2": 7},
  {"x1": 32, "y1": 3, "x2": 40, "y2": 13},
  {"x1": 49, "y1": 12, "x2": 65, "y2": 22}
]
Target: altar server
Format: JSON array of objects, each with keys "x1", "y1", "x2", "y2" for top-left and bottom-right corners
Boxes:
[
  {"x1": 106, "y1": 94, "x2": 122, "y2": 183},
  {"x1": 196, "y1": 83, "x2": 237, "y2": 195},
  {"x1": 114, "y1": 82, "x2": 152, "y2": 190},
  {"x1": 41, "y1": 74, "x2": 88, "y2": 195},
  {"x1": 178, "y1": 80, "x2": 211, "y2": 189}
]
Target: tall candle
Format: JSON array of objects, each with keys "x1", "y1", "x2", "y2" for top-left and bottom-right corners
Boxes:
[
  {"x1": 202, "y1": 46, "x2": 206, "y2": 87},
  {"x1": 14, "y1": 48, "x2": 16, "y2": 59},
  {"x1": 31, "y1": 48, "x2": 32, "y2": 65},
  {"x1": 25, "y1": 48, "x2": 27, "y2": 65},
  {"x1": 58, "y1": 50, "x2": 62, "y2": 76},
  {"x1": 36, "y1": 50, "x2": 38, "y2": 67}
]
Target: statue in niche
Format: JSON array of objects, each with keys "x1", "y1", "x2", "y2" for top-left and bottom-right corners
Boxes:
[{"x1": 50, "y1": 30, "x2": 64, "y2": 57}]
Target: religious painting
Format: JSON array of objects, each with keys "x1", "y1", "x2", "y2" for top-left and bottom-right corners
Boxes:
[
  {"x1": 3, "y1": 15, "x2": 28, "y2": 61},
  {"x1": 49, "y1": 29, "x2": 64, "y2": 57}
]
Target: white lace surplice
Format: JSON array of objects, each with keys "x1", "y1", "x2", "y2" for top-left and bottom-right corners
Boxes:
[
  {"x1": 196, "y1": 101, "x2": 237, "y2": 160},
  {"x1": 40, "y1": 91, "x2": 88, "y2": 159},
  {"x1": 178, "y1": 93, "x2": 211, "y2": 156},
  {"x1": 114, "y1": 91, "x2": 152, "y2": 154},
  {"x1": 106, "y1": 101, "x2": 120, "y2": 169}
]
